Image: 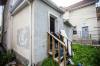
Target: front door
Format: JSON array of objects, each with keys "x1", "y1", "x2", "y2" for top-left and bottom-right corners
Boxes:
[{"x1": 82, "y1": 26, "x2": 89, "y2": 39}]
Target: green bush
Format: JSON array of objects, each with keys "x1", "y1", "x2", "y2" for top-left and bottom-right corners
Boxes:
[
  {"x1": 72, "y1": 44, "x2": 100, "y2": 66},
  {"x1": 41, "y1": 57, "x2": 59, "y2": 66},
  {"x1": 0, "y1": 51, "x2": 15, "y2": 66}
]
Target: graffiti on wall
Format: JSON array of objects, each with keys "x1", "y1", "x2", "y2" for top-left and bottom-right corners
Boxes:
[{"x1": 17, "y1": 27, "x2": 30, "y2": 49}]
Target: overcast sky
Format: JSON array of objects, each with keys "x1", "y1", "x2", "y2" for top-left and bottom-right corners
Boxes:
[{"x1": 51, "y1": 0, "x2": 83, "y2": 7}]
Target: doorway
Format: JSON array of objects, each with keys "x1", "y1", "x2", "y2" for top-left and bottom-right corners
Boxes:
[
  {"x1": 50, "y1": 16, "x2": 55, "y2": 33},
  {"x1": 82, "y1": 26, "x2": 89, "y2": 39}
]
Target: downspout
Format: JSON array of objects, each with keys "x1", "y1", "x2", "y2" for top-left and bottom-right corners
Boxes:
[{"x1": 25, "y1": 0, "x2": 32, "y2": 66}]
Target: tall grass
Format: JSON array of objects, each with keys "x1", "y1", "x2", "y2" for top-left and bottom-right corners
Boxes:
[{"x1": 72, "y1": 44, "x2": 100, "y2": 66}]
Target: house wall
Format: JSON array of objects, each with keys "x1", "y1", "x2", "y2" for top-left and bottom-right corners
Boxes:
[
  {"x1": 63, "y1": 12, "x2": 73, "y2": 40},
  {"x1": 64, "y1": 4, "x2": 99, "y2": 41},
  {"x1": 63, "y1": 11, "x2": 70, "y2": 20},
  {"x1": 34, "y1": 0, "x2": 64, "y2": 63},
  {"x1": 12, "y1": 4, "x2": 32, "y2": 64},
  {"x1": 63, "y1": 25, "x2": 73, "y2": 40}
]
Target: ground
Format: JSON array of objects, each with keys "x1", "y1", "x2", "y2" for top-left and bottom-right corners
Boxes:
[{"x1": 72, "y1": 44, "x2": 100, "y2": 66}]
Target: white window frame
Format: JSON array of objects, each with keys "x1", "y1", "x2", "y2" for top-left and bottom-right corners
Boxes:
[{"x1": 48, "y1": 11, "x2": 59, "y2": 33}]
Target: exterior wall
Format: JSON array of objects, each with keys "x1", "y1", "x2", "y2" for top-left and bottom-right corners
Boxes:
[
  {"x1": 34, "y1": 0, "x2": 64, "y2": 64},
  {"x1": 12, "y1": 5, "x2": 32, "y2": 64},
  {"x1": 63, "y1": 12, "x2": 73, "y2": 40},
  {"x1": 63, "y1": 11, "x2": 70, "y2": 20},
  {"x1": 64, "y1": 4, "x2": 99, "y2": 42},
  {"x1": 63, "y1": 25, "x2": 73, "y2": 40}
]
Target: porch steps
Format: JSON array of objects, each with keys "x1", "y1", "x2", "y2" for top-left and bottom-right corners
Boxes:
[{"x1": 47, "y1": 32, "x2": 72, "y2": 66}]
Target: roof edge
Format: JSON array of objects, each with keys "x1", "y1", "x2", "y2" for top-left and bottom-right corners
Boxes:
[
  {"x1": 66, "y1": 0, "x2": 95, "y2": 11},
  {"x1": 42, "y1": 0, "x2": 65, "y2": 14}
]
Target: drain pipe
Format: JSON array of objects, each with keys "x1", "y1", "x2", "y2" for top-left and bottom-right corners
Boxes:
[{"x1": 25, "y1": 0, "x2": 32, "y2": 66}]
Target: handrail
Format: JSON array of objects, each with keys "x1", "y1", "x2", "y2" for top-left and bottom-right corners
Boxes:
[
  {"x1": 47, "y1": 32, "x2": 68, "y2": 66},
  {"x1": 47, "y1": 32, "x2": 66, "y2": 48}
]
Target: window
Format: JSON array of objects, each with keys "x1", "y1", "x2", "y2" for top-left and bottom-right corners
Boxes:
[{"x1": 73, "y1": 26, "x2": 77, "y2": 35}]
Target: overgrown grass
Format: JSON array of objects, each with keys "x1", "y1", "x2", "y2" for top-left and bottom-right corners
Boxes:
[
  {"x1": 41, "y1": 57, "x2": 59, "y2": 66},
  {"x1": 72, "y1": 44, "x2": 100, "y2": 66}
]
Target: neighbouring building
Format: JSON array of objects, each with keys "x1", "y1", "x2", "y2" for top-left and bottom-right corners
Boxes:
[
  {"x1": 96, "y1": 0, "x2": 100, "y2": 42},
  {"x1": 63, "y1": 0, "x2": 100, "y2": 44},
  {"x1": 2, "y1": 0, "x2": 73, "y2": 66}
]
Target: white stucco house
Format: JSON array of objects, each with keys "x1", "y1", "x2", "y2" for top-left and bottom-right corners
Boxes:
[
  {"x1": 2, "y1": 0, "x2": 73, "y2": 66},
  {"x1": 63, "y1": 0, "x2": 100, "y2": 44}
]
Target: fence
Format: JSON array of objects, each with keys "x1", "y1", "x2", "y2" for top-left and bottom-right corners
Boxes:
[{"x1": 73, "y1": 30, "x2": 100, "y2": 45}]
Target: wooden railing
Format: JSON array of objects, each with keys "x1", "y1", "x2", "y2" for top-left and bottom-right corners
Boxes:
[{"x1": 47, "y1": 32, "x2": 72, "y2": 66}]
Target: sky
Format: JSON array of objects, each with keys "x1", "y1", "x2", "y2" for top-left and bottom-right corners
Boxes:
[{"x1": 51, "y1": 0, "x2": 83, "y2": 7}]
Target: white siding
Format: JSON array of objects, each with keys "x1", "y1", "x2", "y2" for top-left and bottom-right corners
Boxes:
[{"x1": 63, "y1": 11, "x2": 70, "y2": 20}]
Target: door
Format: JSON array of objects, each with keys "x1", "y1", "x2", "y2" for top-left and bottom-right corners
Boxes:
[
  {"x1": 50, "y1": 16, "x2": 55, "y2": 33},
  {"x1": 82, "y1": 26, "x2": 89, "y2": 39}
]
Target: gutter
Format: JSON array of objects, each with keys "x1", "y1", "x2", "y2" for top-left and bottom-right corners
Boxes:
[
  {"x1": 42, "y1": 0, "x2": 65, "y2": 14},
  {"x1": 11, "y1": 0, "x2": 29, "y2": 15}
]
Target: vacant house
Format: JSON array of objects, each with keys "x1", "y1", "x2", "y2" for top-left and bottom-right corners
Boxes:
[
  {"x1": 63, "y1": 0, "x2": 100, "y2": 44},
  {"x1": 2, "y1": 0, "x2": 73, "y2": 66}
]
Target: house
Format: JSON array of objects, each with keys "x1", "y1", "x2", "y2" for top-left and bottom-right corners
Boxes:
[
  {"x1": 2, "y1": 0, "x2": 73, "y2": 66},
  {"x1": 63, "y1": 0, "x2": 100, "y2": 44},
  {"x1": 96, "y1": 0, "x2": 100, "y2": 37}
]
